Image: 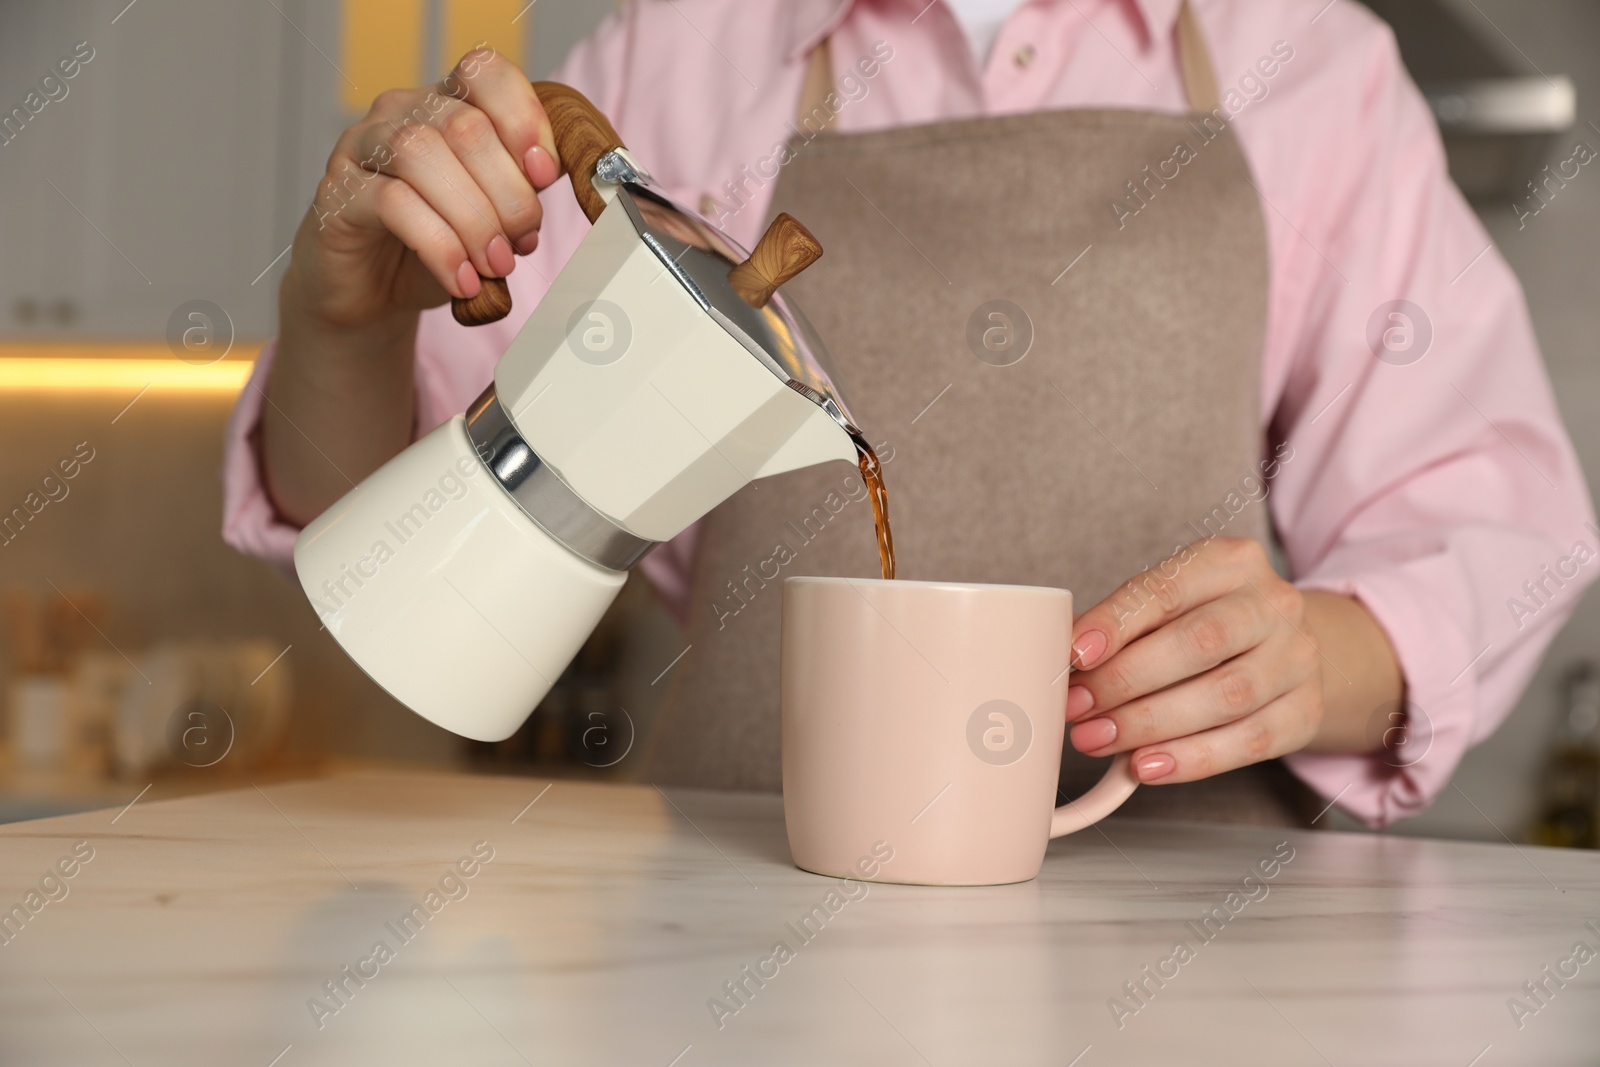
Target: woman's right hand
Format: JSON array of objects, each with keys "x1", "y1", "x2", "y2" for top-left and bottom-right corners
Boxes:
[
  {"x1": 284, "y1": 46, "x2": 562, "y2": 332},
  {"x1": 263, "y1": 47, "x2": 562, "y2": 528}
]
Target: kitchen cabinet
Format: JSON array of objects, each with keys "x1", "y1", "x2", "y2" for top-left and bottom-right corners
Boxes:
[
  {"x1": 0, "y1": 0, "x2": 294, "y2": 339},
  {"x1": 0, "y1": 0, "x2": 617, "y2": 341}
]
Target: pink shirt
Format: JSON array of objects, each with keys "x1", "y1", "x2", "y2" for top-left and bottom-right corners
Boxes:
[{"x1": 223, "y1": 0, "x2": 1597, "y2": 827}]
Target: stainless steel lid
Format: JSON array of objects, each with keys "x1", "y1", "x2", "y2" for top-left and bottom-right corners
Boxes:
[{"x1": 596, "y1": 150, "x2": 861, "y2": 439}]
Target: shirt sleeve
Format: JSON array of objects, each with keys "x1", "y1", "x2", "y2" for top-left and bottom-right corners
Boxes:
[
  {"x1": 219, "y1": 341, "x2": 299, "y2": 575},
  {"x1": 220, "y1": 4, "x2": 700, "y2": 621},
  {"x1": 1262, "y1": 18, "x2": 1597, "y2": 826}
]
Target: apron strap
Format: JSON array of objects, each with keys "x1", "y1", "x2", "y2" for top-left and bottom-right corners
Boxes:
[
  {"x1": 795, "y1": 0, "x2": 1222, "y2": 124},
  {"x1": 796, "y1": 35, "x2": 836, "y2": 129},
  {"x1": 1174, "y1": 0, "x2": 1221, "y2": 113}
]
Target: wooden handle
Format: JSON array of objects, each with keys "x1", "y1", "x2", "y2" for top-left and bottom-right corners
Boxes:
[
  {"x1": 727, "y1": 213, "x2": 823, "y2": 309},
  {"x1": 452, "y1": 81, "x2": 627, "y2": 327},
  {"x1": 451, "y1": 277, "x2": 514, "y2": 327},
  {"x1": 531, "y1": 80, "x2": 626, "y2": 224}
]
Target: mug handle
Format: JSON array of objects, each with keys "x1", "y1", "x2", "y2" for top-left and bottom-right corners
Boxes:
[{"x1": 1049, "y1": 753, "x2": 1139, "y2": 837}]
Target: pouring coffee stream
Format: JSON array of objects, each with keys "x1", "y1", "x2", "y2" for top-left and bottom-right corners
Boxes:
[{"x1": 853, "y1": 433, "x2": 895, "y2": 581}]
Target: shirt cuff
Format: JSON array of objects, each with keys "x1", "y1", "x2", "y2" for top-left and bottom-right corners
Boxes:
[
  {"x1": 1285, "y1": 564, "x2": 1478, "y2": 828},
  {"x1": 220, "y1": 341, "x2": 301, "y2": 577}
]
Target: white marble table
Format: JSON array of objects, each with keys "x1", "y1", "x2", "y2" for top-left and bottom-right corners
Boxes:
[{"x1": 0, "y1": 771, "x2": 1595, "y2": 1066}]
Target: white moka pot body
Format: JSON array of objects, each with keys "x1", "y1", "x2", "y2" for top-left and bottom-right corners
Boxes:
[
  {"x1": 494, "y1": 187, "x2": 857, "y2": 539},
  {"x1": 294, "y1": 416, "x2": 626, "y2": 742},
  {"x1": 293, "y1": 178, "x2": 855, "y2": 742}
]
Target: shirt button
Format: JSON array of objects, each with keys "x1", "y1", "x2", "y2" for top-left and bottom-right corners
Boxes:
[
  {"x1": 698, "y1": 194, "x2": 717, "y2": 216},
  {"x1": 1013, "y1": 44, "x2": 1036, "y2": 69}
]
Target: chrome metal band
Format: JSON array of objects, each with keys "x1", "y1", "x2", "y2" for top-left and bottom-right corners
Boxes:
[{"x1": 465, "y1": 385, "x2": 659, "y2": 572}]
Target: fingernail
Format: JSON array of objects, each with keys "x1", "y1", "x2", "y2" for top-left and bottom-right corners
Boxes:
[
  {"x1": 524, "y1": 145, "x2": 557, "y2": 186},
  {"x1": 487, "y1": 235, "x2": 515, "y2": 277},
  {"x1": 1071, "y1": 716, "x2": 1117, "y2": 752},
  {"x1": 455, "y1": 261, "x2": 481, "y2": 299},
  {"x1": 1135, "y1": 753, "x2": 1176, "y2": 781},
  {"x1": 1072, "y1": 630, "x2": 1108, "y2": 669},
  {"x1": 514, "y1": 231, "x2": 540, "y2": 255},
  {"x1": 1065, "y1": 685, "x2": 1095, "y2": 720}
]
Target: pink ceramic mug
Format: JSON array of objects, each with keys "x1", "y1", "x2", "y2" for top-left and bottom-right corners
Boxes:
[{"x1": 781, "y1": 576, "x2": 1139, "y2": 886}]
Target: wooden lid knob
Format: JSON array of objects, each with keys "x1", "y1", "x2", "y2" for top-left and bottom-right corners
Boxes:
[{"x1": 727, "y1": 213, "x2": 822, "y2": 309}]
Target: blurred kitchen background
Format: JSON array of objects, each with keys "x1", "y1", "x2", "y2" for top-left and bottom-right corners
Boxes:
[{"x1": 0, "y1": 0, "x2": 1596, "y2": 846}]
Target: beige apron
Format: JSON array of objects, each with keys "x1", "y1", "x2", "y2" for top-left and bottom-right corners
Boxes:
[{"x1": 645, "y1": 3, "x2": 1320, "y2": 827}]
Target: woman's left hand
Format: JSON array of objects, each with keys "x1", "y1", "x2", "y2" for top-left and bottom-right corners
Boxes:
[{"x1": 1065, "y1": 536, "x2": 1326, "y2": 784}]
